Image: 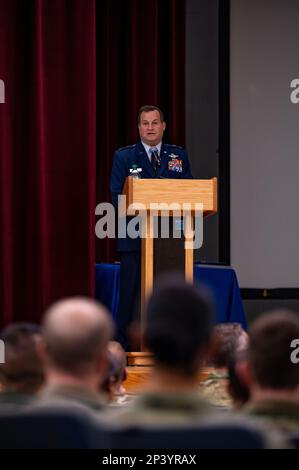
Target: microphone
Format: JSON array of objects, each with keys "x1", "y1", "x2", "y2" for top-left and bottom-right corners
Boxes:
[{"x1": 151, "y1": 147, "x2": 161, "y2": 168}]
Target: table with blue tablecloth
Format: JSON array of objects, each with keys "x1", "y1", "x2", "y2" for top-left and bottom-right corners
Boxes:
[{"x1": 95, "y1": 264, "x2": 247, "y2": 329}]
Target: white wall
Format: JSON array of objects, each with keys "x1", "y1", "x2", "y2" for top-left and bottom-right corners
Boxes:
[{"x1": 230, "y1": 0, "x2": 299, "y2": 288}]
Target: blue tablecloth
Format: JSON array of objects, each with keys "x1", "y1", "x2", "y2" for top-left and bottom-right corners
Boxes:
[{"x1": 95, "y1": 263, "x2": 247, "y2": 329}]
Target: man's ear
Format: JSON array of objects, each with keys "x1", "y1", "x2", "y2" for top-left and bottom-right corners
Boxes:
[{"x1": 162, "y1": 121, "x2": 166, "y2": 131}]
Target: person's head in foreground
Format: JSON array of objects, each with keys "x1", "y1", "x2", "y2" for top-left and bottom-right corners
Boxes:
[
  {"x1": 0, "y1": 322, "x2": 44, "y2": 394},
  {"x1": 144, "y1": 274, "x2": 214, "y2": 390},
  {"x1": 40, "y1": 297, "x2": 113, "y2": 391},
  {"x1": 244, "y1": 310, "x2": 299, "y2": 401}
]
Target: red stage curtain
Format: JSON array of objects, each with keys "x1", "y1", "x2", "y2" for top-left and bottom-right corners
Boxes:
[
  {"x1": 0, "y1": 0, "x2": 96, "y2": 326},
  {"x1": 96, "y1": 0, "x2": 186, "y2": 262},
  {"x1": 0, "y1": 0, "x2": 185, "y2": 325}
]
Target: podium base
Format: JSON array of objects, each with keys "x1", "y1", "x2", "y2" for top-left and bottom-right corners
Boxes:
[
  {"x1": 123, "y1": 364, "x2": 215, "y2": 394},
  {"x1": 127, "y1": 352, "x2": 154, "y2": 366}
]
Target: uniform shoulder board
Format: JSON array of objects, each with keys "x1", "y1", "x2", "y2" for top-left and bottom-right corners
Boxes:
[
  {"x1": 166, "y1": 143, "x2": 183, "y2": 150},
  {"x1": 118, "y1": 144, "x2": 136, "y2": 152}
]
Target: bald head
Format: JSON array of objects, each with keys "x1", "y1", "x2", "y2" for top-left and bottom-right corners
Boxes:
[{"x1": 42, "y1": 297, "x2": 113, "y2": 375}]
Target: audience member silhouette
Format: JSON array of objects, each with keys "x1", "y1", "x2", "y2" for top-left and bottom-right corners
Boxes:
[
  {"x1": 200, "y1": 323, "x2": 248, "y2": 409},
  {"x1": 38, "y1": 297, "x2": 113, "y2": 413},
  {"x1": 0, "y1": 323, "x2": 44, "y2": 410},
  {"x1": 242, "y1": 310, "x2": 299, "y2": 435}
]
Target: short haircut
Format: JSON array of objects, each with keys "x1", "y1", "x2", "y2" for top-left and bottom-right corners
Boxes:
[
  {"x1": 144, "y1": 275, "x2": 214, "y2": 375},
  {"x1": 249, "y1": 310, "x2": 299, "y2": 390},
  {"x1": 210, "y1": 323, "x2": 248, "y2": 368},
  {"x1": 42, "y1": 297, "x2": 113, "y2": 376},
  {"x1": 0, "y1": 323, "x2": 44, "y2": 393},
  {"x1": 137, "y1": 105, "x2": 165, "y2": 123}
]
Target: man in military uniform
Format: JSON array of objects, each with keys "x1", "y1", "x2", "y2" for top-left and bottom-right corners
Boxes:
[
  {"x1": 108, "y1": 275, "x2": 219, "y2": 425},
  {"x1": 107, "y1": 284, "x2": 290, "y2": 449},
  {"x1": 110, "y1": 105, "x2": 192, "y2": 350},
  {"x1": 37, "y1": 297, "x2": 113, "y2": 414},
  {"x1": 199, "y1": 323, "x2": 249, "y2": 410},
  {"x1": 241, "y1": 310, "x2": 299, "y2": 436},
  {"x1": 0, "y1": 323, "x2": 44, "y2": 411}
]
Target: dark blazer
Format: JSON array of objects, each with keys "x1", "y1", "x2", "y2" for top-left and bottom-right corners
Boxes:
[{"x1": 110, "y1": 141, "x2": 193, "y2": 252}]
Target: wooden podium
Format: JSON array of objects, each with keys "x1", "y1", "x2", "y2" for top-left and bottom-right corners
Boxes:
[{"x1": 121, "y1": 177, "x2": 217, "y2": 365}]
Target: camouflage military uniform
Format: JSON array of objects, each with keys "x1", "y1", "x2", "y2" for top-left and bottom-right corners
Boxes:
[
  {"x1": 38, "y1": 384, "x2": 106, "y2": 412},
  {"x1": 108, "y1": 391, "x2": 220, "y2": 426},
  {"x1": 109, "y1": 393, "x2": 135, "y2": 407},
  {"x1": 0, "y1": 390, "x2": 37, "y2": 413},
  {"x1": 199, "y1": 370, "x2": 232, "y2": 409},
  {"x1": 244, "y1": 399, "x2": 299, "y2": 434},
  {"x1": 107, "y1": 391, "x2": 291, "y2": 447}
]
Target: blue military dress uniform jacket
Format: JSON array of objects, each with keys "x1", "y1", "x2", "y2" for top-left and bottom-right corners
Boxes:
[{"x1": 110, "y1": 141, "x2": 193, "y2": 252}]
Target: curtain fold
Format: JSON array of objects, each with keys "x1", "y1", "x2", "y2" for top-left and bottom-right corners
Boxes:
[
  {"x1": 0, "y1": 0, "x2": 185, "y2": 325},
  {"x1": 0, "y1": 0, "x2": 96, "y2": 326}
]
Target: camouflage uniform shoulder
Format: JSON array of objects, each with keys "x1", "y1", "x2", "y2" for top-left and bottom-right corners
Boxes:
[{"x1": 117, "y1": 144, "x2": 136, "y2": 152}]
